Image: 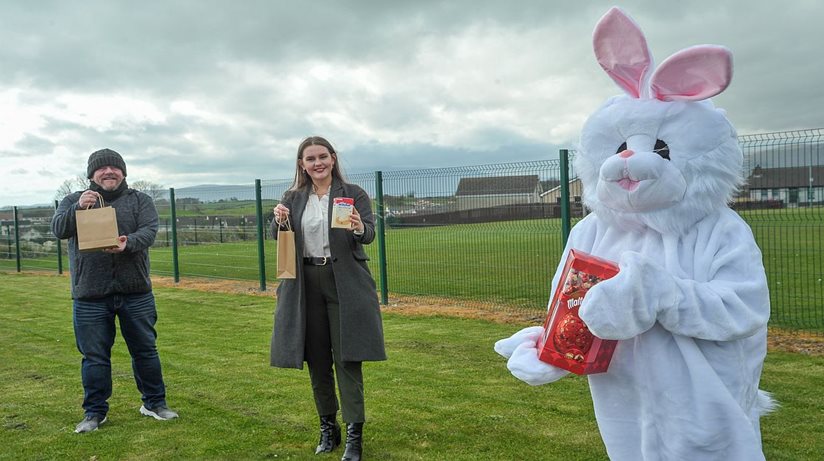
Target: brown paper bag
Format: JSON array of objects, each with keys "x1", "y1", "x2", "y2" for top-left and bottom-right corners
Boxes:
[
  {"x1": 276, "y1": 216, "x2": 297, "y2": 279},
  {"x1": 76, "y1": 196, "x2": 120, "y2": 252}
]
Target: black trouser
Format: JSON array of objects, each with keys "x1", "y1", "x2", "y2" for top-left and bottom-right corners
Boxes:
[{"x1": 303, "y1": 263, "x2": 365, "y2": 423}]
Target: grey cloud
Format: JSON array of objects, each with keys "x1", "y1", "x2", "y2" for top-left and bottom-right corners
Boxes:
[
  {"x1": 36, "y1": 168, "x2": 66, "y2": 179},
  {"x1": 2, "y1": 0, "x2": 823, "y2": 207},
  {"x1": 343, "y1": 137, "x2": 561, "y2": 173},
  {"x1": 14, "y1": 133, "x2": 56, "y2": 154},
  {"x1": 0, "y1": 150, "x2": 34, "y2": 158}
]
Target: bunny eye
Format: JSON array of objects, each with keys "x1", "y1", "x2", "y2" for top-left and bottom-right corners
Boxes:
[
  {"x1": 654, "y1": 139, "x2": 670, "y2": 160},
  {"x1": 616, "y1": 142, "x2": 628, "y2": 154}
]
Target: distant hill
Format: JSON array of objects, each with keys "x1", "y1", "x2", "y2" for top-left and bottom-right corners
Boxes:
[{"x1": 174, "y1": 181, "x2": 292, "y2": 202}]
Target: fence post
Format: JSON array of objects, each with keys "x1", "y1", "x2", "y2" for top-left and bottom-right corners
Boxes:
[
  {"x1": 559, "y1": 149, "x2": 571, "y2": 247},
  {"x1": 375, "y1": 171, "x2": 388, "y2": 305},
  {"x1": 55, "y1": 200, "x2": 63, "y2": 275},
  {"x1": 254, "y1": 179, "x2": 267, "y2": 291},
  {"x1": 13, "y1": 206, "x2": 21, "y2": 272},
  {"x1": 170, "y1": 188, "x2": 180, "y2": 283},
  {"x1": 5, "y1": 224, "x2": 10, "y2": 260}
]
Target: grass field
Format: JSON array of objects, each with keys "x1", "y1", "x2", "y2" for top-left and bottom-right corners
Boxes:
[
  {"x1": 3, "y1": 208, "x2": 822, "y2": 332},
  {"x1": 1, "y1": 272, "x2": 823, "y2": 460}
]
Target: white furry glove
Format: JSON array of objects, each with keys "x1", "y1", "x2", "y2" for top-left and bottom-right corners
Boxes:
[
  {"x1": 494, "y1": 325, "x2": 543, "y2": 359},
  {"x1": 579, "y1": 251, "x2": 677, "y2": 340},
  {"x1": 494, "y1": 326, "x2": 570, "y2": 386}
]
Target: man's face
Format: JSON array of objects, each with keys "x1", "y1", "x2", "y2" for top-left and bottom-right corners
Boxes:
[{"x1": 92, "y1": 166, "x2": 125, "y2": 191}]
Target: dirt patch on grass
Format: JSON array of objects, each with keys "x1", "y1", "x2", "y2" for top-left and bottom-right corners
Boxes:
[
  {"x1": 150, "y1": 276, "x2": 824, "y2": 356},
  {"x1": 766, "y1": 328, "x2": 824, "y2": 356},
  {"x1": 153, "y1": 276, "x2": 277, "y2": 297}
]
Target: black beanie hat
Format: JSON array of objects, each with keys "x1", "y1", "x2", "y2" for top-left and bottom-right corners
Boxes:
[{"x1": 87, "y1": 148, "x2": 127, "y2": 178}]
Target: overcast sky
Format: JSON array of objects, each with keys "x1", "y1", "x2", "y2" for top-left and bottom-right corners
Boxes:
[{"x1": 2, "y1": 0, "x2": 822, "y2": 207}]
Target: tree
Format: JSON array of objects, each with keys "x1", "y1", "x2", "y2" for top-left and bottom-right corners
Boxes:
[
  {"x1": 54, "y1": 175, "x2": 90, "y2": 201},
  {"x1": 130, "y1": 180, "x2": 166, "y2": 201}
]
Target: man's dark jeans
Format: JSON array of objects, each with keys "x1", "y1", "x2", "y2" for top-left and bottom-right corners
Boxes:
[{"x1": 73, "y1": 292, "x2": 168, "y2": 418}]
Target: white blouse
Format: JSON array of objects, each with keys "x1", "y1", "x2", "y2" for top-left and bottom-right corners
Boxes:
[{"x1": 301, "y1": 193, "x2": 331, "y2": 258}]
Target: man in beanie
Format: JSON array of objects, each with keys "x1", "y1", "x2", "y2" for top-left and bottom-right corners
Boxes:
[{"x1": 52, "y1": 148, "x2": 179, "y2": 433}]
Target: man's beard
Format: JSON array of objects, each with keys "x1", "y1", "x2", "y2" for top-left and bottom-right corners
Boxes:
[
  {"x1": 89, "y1": 179, "x2": 129, "y2": 202},
  {"x1": 97, "y1": 175, "x2": 123, "y2": 190}
]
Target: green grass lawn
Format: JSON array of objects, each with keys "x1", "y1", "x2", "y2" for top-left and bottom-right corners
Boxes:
[{"x1": 2, "y1": 272, "x2": 823, "y2": 460}]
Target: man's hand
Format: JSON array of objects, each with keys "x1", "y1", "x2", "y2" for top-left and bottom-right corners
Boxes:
[
  {"x1": 103, "y1": 235, "x2": 128, "y2": 254},
  {"x1": 78, "y1": 190, "x2": 101, "y2": 209}
]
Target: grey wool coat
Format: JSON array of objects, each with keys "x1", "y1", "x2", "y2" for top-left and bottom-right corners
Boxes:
[{"x1": 269, "y1": 179, "x2": 387, "y2": 369}]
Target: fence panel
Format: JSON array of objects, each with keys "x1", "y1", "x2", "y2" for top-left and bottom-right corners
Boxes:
[
  {"x1": 0, "y1": 218, "x2": 17, "y2": 272},
  {"x1": 374, "y1": 160, "x2": 568, "y2": 310},
  {"x1": 0, "y1": 205, "x2": 64, "y2": 273},
  {"x1": 738, "y1": 129, "x2": 824, "y2": 331},
  {"x1": 152, "y1": 181, "x2": 292, "y2": 282}
]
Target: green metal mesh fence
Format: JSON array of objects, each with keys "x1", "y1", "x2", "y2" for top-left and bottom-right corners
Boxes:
[
  {"x1": 3, "y1": 129, "x2": 823, "y2": 332},
  {"x1": 365, "y1": 161, "x2": 570, "y2": 310},
  {"x1": 0, "y1": 205, "x2": 64, "y2": 274},
  {"x1": 737, "y1": 129, "x2": 824, "y2": 331},
  {"x1": 152, "y1": 183, "x2": 288, "y2": 281}
]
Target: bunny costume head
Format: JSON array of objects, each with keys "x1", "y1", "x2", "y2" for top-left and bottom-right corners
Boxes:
[
  {"x1": 496, "y1": 8, "x2": 773, "y2": 460},
  {"x1": 577, "y1": 7, "x2": 742, "y2": 235}
]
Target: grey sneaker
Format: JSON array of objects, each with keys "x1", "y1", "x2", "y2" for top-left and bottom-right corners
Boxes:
[
  {"x1": 75, "y1": 415, "x2": 107, "y2": 433},
  {"x1": 139, "y1": 404, "x2": 179, "y2": 421}
]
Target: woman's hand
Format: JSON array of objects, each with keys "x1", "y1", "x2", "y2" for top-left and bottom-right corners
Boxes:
[
  {"x1": 274, "y1": 204, "x2": 290, "y2": 225},
  {"x1": 349, "y1": 207, "x2": 364, "y2": 233}
]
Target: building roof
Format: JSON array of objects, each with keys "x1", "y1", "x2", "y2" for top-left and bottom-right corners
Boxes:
[
  {"x1": 540, "y1": 179, "x2": 561, "y2": 191},
  {"x1": 455, "y1": 175, "x2": 540, "y2": 196},
  {"x1": 539, "y1": 177, "x2": 582, "y2": 197},
  {"x1": 747, "y1": 165, "x2": 824, "y2": 189}
]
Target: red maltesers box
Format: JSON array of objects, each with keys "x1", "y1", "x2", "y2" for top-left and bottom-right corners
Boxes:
[{"x1": 537, "y1": 249, "x2": 620, "y2": 375}]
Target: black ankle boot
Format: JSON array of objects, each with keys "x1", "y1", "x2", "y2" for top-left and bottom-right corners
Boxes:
[
  {"x1": 315, "y1": 414, "x2": 341, "y2": 454},
  {"x1": 340, "y1": 423, "x2": 363, "y2": 461}
]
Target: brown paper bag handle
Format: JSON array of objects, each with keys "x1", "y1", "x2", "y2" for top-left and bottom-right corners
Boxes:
[
  {"x1": 84, "y1": 194, "x2": 106, "y2": 210},
  {"x1": 279, "y1": 214, "x2": 292, "y2": 232}
]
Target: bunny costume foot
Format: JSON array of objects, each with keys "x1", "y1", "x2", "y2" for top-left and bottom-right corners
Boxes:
[{"x1": 497, "y1": 8, "x2": 773, "y2": 460}]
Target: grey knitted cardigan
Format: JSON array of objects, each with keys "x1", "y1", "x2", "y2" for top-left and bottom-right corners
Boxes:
[{"x1": 52, "y1": 189, "x2": 158, "y2": 300}]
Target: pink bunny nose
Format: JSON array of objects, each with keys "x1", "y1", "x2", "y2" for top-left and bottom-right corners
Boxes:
[{"x1": 618, "y1": 149, "x2": 634, "y2": 158}]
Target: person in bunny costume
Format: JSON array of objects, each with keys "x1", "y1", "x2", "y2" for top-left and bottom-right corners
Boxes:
[{"x1": 495, "y1": 7, "x2": 774, "y2": 460}]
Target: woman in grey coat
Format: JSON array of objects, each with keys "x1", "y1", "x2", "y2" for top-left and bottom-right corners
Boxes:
[{"x1": 271, "y1": 136, "x2": 386, "y2": 461}]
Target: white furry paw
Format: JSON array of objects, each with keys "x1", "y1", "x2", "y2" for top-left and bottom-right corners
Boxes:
[
  {"x1": 494, "y1": 326, "x2": 544, "y2": 359},
  {"x1": 506, "y1": 339, "x2": 570, "y2": 386}
]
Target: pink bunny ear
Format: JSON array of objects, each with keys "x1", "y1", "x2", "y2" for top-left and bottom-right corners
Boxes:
[
  {"x1": 593, "y1": 7, "x2": 653, "y2": 98},
  {"x1": 650, "y1": 45, "x2": 733, "y2": 101}
]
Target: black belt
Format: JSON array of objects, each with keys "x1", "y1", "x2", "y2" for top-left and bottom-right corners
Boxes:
[{"x1": 304, "y1": 256, "x2": 332, "y2": 266}]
